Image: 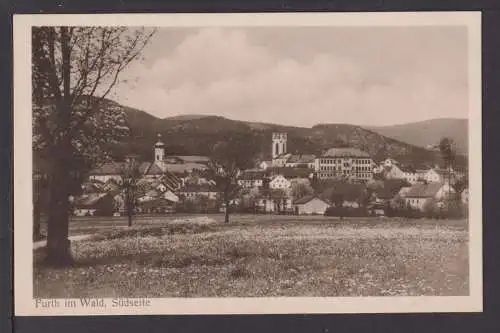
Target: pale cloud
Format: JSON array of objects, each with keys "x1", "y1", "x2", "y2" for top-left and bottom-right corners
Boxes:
[{"x1": 113, "y1": 26, "x2": 468, "y2": 127}]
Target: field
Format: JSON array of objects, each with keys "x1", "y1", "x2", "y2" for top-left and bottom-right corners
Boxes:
[{"x1": 34, "y1": 215, "x2": 469, "y2": 298}]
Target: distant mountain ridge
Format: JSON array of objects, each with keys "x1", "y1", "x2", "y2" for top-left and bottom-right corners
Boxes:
[
  {"x1": 366, "y1": 118, "x2": 468, "y2": 155},
  {"x1": 98, "y1": 99, "x2": 467, "y2": 170}
]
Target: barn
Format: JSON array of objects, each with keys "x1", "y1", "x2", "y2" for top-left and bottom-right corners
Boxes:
[{"x1": 293, "y1": 195, "x2": 330, "y2": 215}]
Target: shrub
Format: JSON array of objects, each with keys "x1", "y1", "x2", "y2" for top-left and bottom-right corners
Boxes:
[{"x1": 324, "y1": 207, "x2": 368, "y2": 217}]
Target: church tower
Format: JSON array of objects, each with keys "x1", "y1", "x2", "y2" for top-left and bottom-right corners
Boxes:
[
  {"x1": 272, "y1": 132, "x2": 287, "y2": 159},
  {"x1": 154, "y1": 133, "x2": 165, "y2": 163}
]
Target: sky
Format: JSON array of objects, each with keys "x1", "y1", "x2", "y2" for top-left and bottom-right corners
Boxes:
[{"x1": 111, "y1": 26, "x2": 469, "y2": 127}]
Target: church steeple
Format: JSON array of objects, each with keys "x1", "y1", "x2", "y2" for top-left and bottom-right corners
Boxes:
[{"x1": 154, "y1": 133, "x2": 165, "y2": 162}]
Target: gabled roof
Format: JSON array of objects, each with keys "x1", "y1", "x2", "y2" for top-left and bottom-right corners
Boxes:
[
  {"x1": 383, "y1": 158, "x2": 400, "y2": 164},
  {"x1": 165, "y1": 163, "x2": 208, "y2": 174},
  {"x1": 293, "y1": 195, "x2": 329, "y2": 205},
  {"x1": 404, "y1": 182, "x2": 444, "y2": 198},
  {"x1": 179, "y1": 184, "x2": 219, "y2": 193},
  {"x1": 90, "y1": 162, "x2": 125, "y2": 175},
  {"x1": 322, "y1": 148, "x2": 370, "y2": 158},
  {"x1": 399, "y1": 165, "x2": 417, "y2": 173},
  {"x1": 139, "y1": 198, "x2": 175, "y2": 208},
  {"x1": 174, "y1": 155, "x2": 210, "y2": 163},
  {"x1": 287, "y1": 154, "x2": 316, "y2": 163},
  {"x1": 267, "y1": 167, "x2": 311, "y2": 179},
  {"x1": 239, "y1": 170, "x2": 266, "y2": 180},
  {"x1": 144, "y1": 162, "x2": 165, "y2": 175},
  {"x1": 74, "y1": 193, "x2": 109, "y2": 207},
  {"x1": 145, "y1": 189, "x2": 159, "y2": 198},
  {"x1": 373, "y1": 186, "x2": 399, "y2": 199},
  {"x1": 274, "y1": 153, "x2": 292, "y2": 159}
]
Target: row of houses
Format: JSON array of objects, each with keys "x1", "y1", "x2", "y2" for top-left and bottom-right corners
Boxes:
[{"x1": 70, "y1": 132, "x2": 467, "y2": 217}]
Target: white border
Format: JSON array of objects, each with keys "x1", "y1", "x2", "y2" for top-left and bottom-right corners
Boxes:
[{"x1": 14, "y1": 12, "x2": 482, "y2": 316}]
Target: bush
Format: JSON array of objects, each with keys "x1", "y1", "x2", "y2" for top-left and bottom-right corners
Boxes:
[{"x1": 324, "y1": 207, "x2": 368, "y2": 217}]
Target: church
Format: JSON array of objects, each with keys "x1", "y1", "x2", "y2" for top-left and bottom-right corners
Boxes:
[{"x1": 88, "y1": 134, "x2": 210, "y2": 183}]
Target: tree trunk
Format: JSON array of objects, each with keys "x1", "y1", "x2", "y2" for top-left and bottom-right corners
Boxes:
[
  {"x1": 127, "y1": 208, "x2": 133, "y2": 227},
  {"x1": 45, "y1": 165, "x2": 72, "y2": 266},
  {"x1": 224, "y1": 200, "x2": 230, "y2": 223},
  {"x1": 33, "y1": 198, "x2": 41, "y2": 241}
]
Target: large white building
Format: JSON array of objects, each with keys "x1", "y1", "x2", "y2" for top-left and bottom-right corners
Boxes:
[{"x1": 314, "y1": 148, "x2": 374, "y2": 181}]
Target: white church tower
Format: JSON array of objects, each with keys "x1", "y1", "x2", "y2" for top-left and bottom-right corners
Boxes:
[
  {"x1": 272, "y1": 132, "x2": 287, "y2": 159},
  {"x1": 154, "y1": 133, "x2": 165, "y2": 163}
]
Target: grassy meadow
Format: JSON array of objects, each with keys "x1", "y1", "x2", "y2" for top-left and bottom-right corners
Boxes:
[{"x1": 34, "y1": 215, "x2": 469, "y2": 298}]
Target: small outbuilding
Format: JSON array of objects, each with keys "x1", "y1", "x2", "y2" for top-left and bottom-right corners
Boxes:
[{"x1": 293, "y1": 195, "x2": 330, "y2": 215}]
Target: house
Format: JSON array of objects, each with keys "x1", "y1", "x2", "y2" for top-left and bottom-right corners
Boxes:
[
  {"x1": 272, "y1": 153, "x2": 292, "y2": 167},
  {"x1": 423, "y1": 168, "x2": 443, "y2": 183},
  {"x1": 237, "y1": 170, "x2": 266, "y2": 188},
  {"x1": 385, "y1": 164, "x2": 418, "y2": 184},
  {"x1": 267, "y1": 167, "x2": 312, "y2": 180},
  {"x1": 398, "y1": 186, "x2": 412, "y2": 198},
  {"x1": 385, "y1": 165, "x2": 405, "y2": 180},
  {"x1": 382, "y1": 158, "x2": 400, "y2": 168},
  {"x1": 73, "y1": 193, "x2": 115, "y2": 216},
  {"x1": 285, "y1": 154, "x2": 316, "y2": 168},
  {"x1": 88, "y1": 162, "x2": 124, "y2": 183},
  {"x1": 173, "y1": 155, "x2": 210, "y2": 164},
  {"x1": 269, "y1": 174, "x2": 291, "y2": 190},
  {"x1": 293, "y1": 195, "x2": 330, "y2": 215},
  {"x1": 320, "y1": 182, "x2": 365, "y2": 208},
  {"x1": 423, "y1": 167, "x2": 455, "y2": 184},
  {"x1": 404, "y1": 182, "x2": 456, "y2": 211},
  {"x1": 138, "y1": 189, "x2": 161, "y2": 203},
  {"x1": 178, "y1": 184, "x2": 219, "y2": 201},
  {"x1": 259, "y1": 160, "x2": 272, "y2": 170},
  {"x1": 138, "y1": 198, "x2": 176, "y2": 214},
  {"x1": 164, "y1": 162, "x2": 208, "y2": 174},
  {"x1": 255, "y1": 196, "x2": 293, "y2": 213},
  {"x1": 400, "y1": 165, "x2": 418, "y2": 184}
]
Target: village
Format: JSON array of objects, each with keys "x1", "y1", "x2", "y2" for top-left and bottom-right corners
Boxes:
[{"x1": 71, "y1": 132, "x2": 468, "y2": 219}]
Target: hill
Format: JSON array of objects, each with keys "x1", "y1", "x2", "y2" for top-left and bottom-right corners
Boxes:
[
  {"x1": 74, "y1": 99, "x2": 467, "y2": 170},
  {"x1": 365, "y1": 118, "x2": 468, "y2": 155}
]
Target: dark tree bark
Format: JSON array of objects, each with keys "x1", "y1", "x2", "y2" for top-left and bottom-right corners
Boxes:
[{"x1": 44, "y1": 27, "x2": 73, "y2": 266}]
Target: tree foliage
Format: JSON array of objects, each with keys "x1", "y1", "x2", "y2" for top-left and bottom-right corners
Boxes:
[
  {"x1": 32, "y1": 26, "x2": 155, "y2": 266},
  {"x1": 119, "y1": 158, "x2": 144, "y2": 227},
  {"x1": 208, "y1": 132, "x2": 260, "y2": 223},
  {"x1": 290, "y1": 180, "x2": 314, "y2": 201}
]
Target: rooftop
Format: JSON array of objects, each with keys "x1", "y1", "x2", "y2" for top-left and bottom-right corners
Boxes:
[
  {"x1": 293, "y1": 195, "x2": 328, "y2": 205},
  {"x1": 287, "y1": 154, "x2": 316, "y2": 163},
  {"x1": 404, "y1": 182, "x2": 444, "y2": 198},
  {"x1": 322, "y1": 148, "x2": 371, "y2": 158}
]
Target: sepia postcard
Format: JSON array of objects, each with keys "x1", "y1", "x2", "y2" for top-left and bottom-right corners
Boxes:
[{"x1": 14, "y1": 12, "x2": 482, "y2": 316}]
